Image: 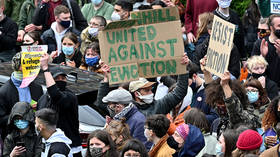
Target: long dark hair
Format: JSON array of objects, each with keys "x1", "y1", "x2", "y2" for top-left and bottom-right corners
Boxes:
[
  {"x1": 183, "y1": 108, "x2": 210, "y2": 133},
  {"x1": 223, "y1": 129, "x2": 239, "y2": 157},
  {"x1": 86, "y1": 130, "x2": 118, "y2": 157},
  {"x1": 242, "y1": 0, "x2": 261, "y2": 26},
  {"x1": 120, "y1": 139, "x2": 148, "y2": 157}
]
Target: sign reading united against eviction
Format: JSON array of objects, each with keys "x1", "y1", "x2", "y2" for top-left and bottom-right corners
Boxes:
[
  {"x1": 205, "y1": 15, "x2": 235, "y2": 78},
  {"x1": 20, "y1": 45, "x2": 47, "y2": 88},
  {"x1": 99, "y1": 7, "x2": 186, "y2": 84}
]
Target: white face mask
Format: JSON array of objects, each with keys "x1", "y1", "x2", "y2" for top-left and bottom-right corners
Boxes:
[
  {"x1": 137, "y1": 92, "x2": 154, "y2": 104},
  {"x1": 111, "y1": 11, "x2": 121, "y2": 21},
  {"x1": 144, "y1": 128, "x2": 151, "y2": 140},
  {"x1": 217, "y1": 0, "x2": 232, "y2": 8},
  {"x1": 88, "y1": 27, "x2": 99, "y2": 36}
]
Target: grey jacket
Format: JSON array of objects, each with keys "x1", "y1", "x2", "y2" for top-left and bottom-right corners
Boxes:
[{"x1": 96, "y1": 73, "x2": 189, "y2": 117}]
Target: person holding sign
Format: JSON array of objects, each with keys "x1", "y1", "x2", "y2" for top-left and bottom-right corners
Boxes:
[
  {"x1": 128, "y1": 54, "x2": 189, "y2": 117},
  {"x1": 52, "y1": 32, "x2": 82, "y2": 68},
  {"x1": 200, "y1": 57, "x2": 261, "y2": 137},
  {"x1": 0, "y1": 52, "x2": 43, "y2": 140}
]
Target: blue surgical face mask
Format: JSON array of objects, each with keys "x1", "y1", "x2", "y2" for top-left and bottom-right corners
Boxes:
[
  {"x1": 111, "y1": 11, "x2": 121, "y2": 21},
  {"x1": 85, "y1": 56, "x2": 99, "y2": 66},
  {"x1": 88, "y1": 27, "x2": 99, "y2": 36},
  {"x1": 14, "y1": 119, "x2": 29, "y2": 130},
  {"x1": 62, "y1": 46, "x2": 75, "y2": 56},
  {"x1": 217, "y1": 0, "x2": 232, "y2": 8},
  {"x1": 216, "y1": 143, "x2": 223, "y2": 156},
  {"x1": 91, "y1": 0, "x2": 102, "y2": 5},
  {"x1": 247, "y1": 91, "x2": 259, "y2": 103}
]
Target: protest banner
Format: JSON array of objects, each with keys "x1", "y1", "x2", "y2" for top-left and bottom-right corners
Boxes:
[
  {"x1": 20, "y1": 45, "x2": 47, "y2": 88},
  {"x1": 205, "y1": 15, "x2": 235, "y2": 78},
  {"x1": 99, "y1": 7, "x2": 186, "y2": 84},
  {"x1": 271, "y1": 0, "x2": 280, "y2": 14}
]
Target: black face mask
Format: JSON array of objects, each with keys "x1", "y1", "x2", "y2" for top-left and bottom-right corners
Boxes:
[
  {"x1": 274, "y1": 29, "x2": 280, "y2": 39},
  {"x1": 252, "y1": 73, "x2": 265, "y2": 79},
  {"x1": 276, "y1": 111, "x2": 280, "y2": 119},
  {"x1": 22, "y1": 42, "x2": 34, "y2": 46},
  {"x1": 55, "y1": 81, "x2": 67, "y2": 91},
  {"x1": 167, "y1": 136, "x2": 179, "y2": 150}
]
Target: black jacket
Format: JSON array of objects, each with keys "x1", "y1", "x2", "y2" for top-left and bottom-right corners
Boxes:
[
  {"x1": 41, "y1": 26, "x2": 81, "y2": 54},
  {"x1": 252, "y1": 37, "x2": 280, "y2": 89},
  {"x1": 37, "y1": 84, "x2": 81, "y2": 147},
  {"x1": 214, "y1": 9, "x2": 246, "y2": 59},
  {"x1": 0, "y1": 16, "x2": 18, "y2": 52},
  {"x1": 52, "y1": 50, "x2": 82, "y2": 68},
  {"x1": 3, "y1": 102, "x2": 42, "y2": 157},
  {"x1": 32, "y1": 0, "x2": 87, "y2": 32},
  {"x1": 0, "y1": 79, "x2": 43, "y2": 139},
  {"x1": 243, "y1": 8, "x2": 258, "y2": 56},
  {"x1": 193, "y1": 36, "x2": 241, "y2": 79}
]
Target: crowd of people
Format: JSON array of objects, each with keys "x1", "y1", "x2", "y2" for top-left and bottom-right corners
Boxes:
[{"x1": 0, "y1": 0, "x2": 280, "y2": 156}]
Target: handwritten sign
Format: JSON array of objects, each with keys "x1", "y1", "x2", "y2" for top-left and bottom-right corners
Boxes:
[
  {"x1": 205, "y1": 15, "x2": 235, "y2": 78},
  {"x1": 271, "y1": 0, "x2": 280, "y2": 14},
  {"x1": 99, "y1": 7, "x2": 186, "y2": 84},
  {"x1": 20, "y1": 45, "x2": 47, "y2": 88}
]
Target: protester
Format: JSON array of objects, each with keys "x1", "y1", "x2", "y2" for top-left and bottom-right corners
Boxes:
[
  {"x1": 52, "y1": 32, "x2": 82, "y2": 68},
  {"x1": 111, "y1": 0, "x2": 133, "y2": 21},
  {"x1": 99, "y1": 87, "x2": 150, "y2": 149},
  {"x1": 80, "y1": 16, "x2": 106, "y2": 54},
  {"x1": 243, "y1": 0, "x2": 261, "y2": 55},
  {"x1": 28, "y1": 0, "x2": 87, "y2": 32},
  {"x1": 35, "y1": 108, "x2": 73, "y2": 156},
  {"x1": 120, "y1": 139, "x2": 148, "y2": 157},
  {"x1": 201, "y1": 57, "x2": 260, "y2": 135},
  {"x1": 128, "y1": 54, "x2": 189, "y2": 117},
  {"x1": 85, "y1": 129, "x2": 118, "y2": 157},
  {"x1": 244, "y1": 78, "x2": 270, "y2": 122},
  {"x1": 246, "y1": 55, "x2": 278, "y2": 100},
  {"x1": 105, "y1": 119, "x2": 132, "y2": 152},
  {"x1": 38, "y1": 53, "x2": 82, "y2": 156},
  {"x1": 214, "y1": 0, "x2": 246, "y2": 59},
  {"x1": 0, "y1": 0, "x2": 18, "y2": 62},
  {"x1": 0, "y1": 52, "x2": 43, "y2": 139},
  {"x1": 187, "y1": 62, "x2": 218, "y2": 124},
  {"x1": 183, "y1": 108, "x2": 217, "y2": 156},
  {"x1": 232, "y1": 129, "x2": 262, "y2": 157},
  {"x1": 252, "y1": 14, "x2": 280, "y2": 89},
  {"x1": 260, "y1": 96, "x2": 280, "y2": 150},
  {"x1": 17, "y1": 0, "x2": 39, "y2": 42},
  {"x1": 3, "y1": 102, "x2": 42, "y2": 157},
  {"x1": 22, "y1": 31, "x2": 41, "y2": 46},
  {"x1": 184, "y1": 0, "x2": 217, "y2": 43},
  {"x1": 193, "y1": 18, "x2": 240, "y2": 79},
  {"x1": 257, "y1": 18, "x2": 270, "y2": 39},
  {"x1": 41, "y1": 5, "x2": 81, "y2": 54},
  {"x1": 81, "y1": 0, "x2": 114, "y2": 22},
  {"x1": 144, "y1": 114, "x2": 175, "y2": 157},
  {"x1": 196, "y1": 12, "x2": 214, "y2": 46},
  {"x1": 168, "y1": 123, "x2": 205, "y2": 157},
  {"x1": 80, "y1": 42, "x2": 102, "y2": 73}
]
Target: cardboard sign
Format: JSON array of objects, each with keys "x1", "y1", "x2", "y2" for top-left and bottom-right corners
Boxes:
[
  {"x1": 271, "y1": 0, "x2": 280, "y2": 14},
  {"x1": 205, "y1": 15, "x2": 235, "y2": 78},
  {"x1": 99, "y1": 7, "x2": 186, "y2": 84},
  {"x1": 20, "y1": 45, "x2": 47, "y2": 88}
]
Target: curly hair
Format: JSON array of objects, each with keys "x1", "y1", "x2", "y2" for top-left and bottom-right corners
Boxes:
[
  {"x1": 145, "y1": 114, "x2": 170, "y2": 138},
  {"x1": 262, "y1": 96, "x2": 280, "y2": 131},
  {"x1": 205, "y1": 78, "x2": 249, "y2": 109}
]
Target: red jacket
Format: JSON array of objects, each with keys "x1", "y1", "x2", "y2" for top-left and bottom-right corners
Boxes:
[{"x1": 184, "y1": 0, "x2": 218, "y2": 36}]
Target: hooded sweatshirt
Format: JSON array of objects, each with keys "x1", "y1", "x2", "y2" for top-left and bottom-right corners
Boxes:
[
  {"x1": 42, "y1": 128, "x2": 72, "y2": 157},
  {"x1": 173, "y1": 124, "x2": 205, "y2": 157}
]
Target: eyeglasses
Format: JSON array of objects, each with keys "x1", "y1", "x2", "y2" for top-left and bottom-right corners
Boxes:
[
  {"x1": 89, "y1": 22, "x2": 102, "y2": 27},
  {"x1": 246, "y1": 89, "x2": 258, "y2": 92}
]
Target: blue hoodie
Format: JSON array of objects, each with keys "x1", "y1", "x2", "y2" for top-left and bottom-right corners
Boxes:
[{"x1": 173, "y1": 124, "x2": 205, "y2": 157}]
